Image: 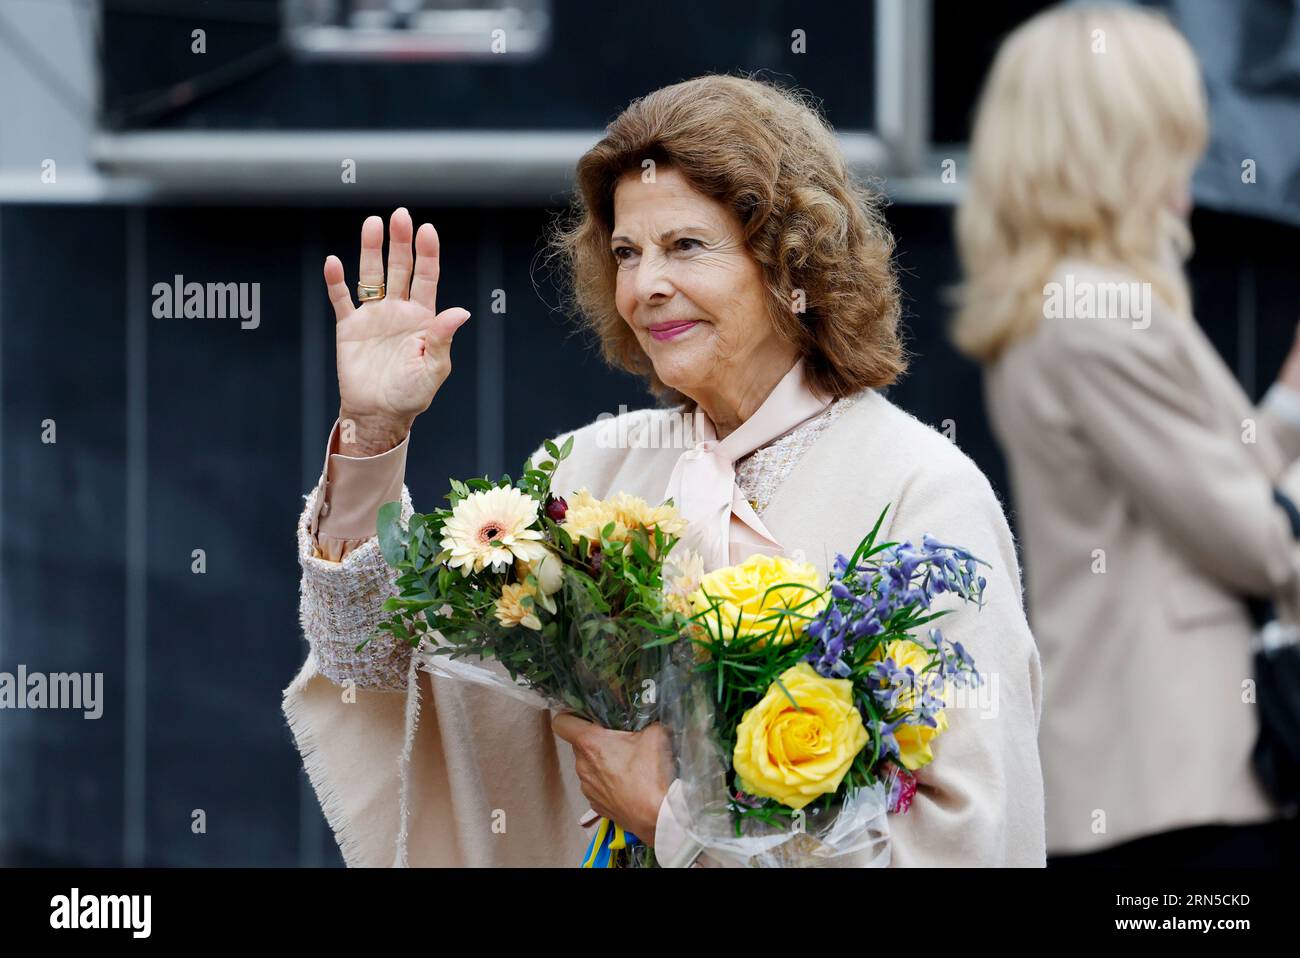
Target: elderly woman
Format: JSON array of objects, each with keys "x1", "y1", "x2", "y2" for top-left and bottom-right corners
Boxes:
[
  {"x1": 283, "y1": 74, "x2": 1045, "y2": 867},
  {"x1": 954, "y1": 7, "x2": 1300, "y2": 865}
]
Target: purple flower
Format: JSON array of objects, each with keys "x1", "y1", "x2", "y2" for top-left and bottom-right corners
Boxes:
[
  {"x1": 922, "y1": 533, "x2": 974, "y2": 560},
  {"x1": 805, "y1": 525, "x2": 987, "y2": 687},
  {"x1": 851, "y1": 615, "x2": 882, "y2": 637}
]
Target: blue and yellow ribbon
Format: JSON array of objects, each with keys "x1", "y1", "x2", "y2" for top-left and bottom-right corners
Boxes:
[{"x1": 580, "y1": 817, "x2": 640, "y2": 868}]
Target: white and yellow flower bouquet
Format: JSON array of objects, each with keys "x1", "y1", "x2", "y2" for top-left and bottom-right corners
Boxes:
[{"x1": 369, "y1": 436, "x2": 692, "y2": 866}]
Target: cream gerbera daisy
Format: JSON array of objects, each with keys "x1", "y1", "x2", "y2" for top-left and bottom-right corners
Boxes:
[{"x1": 441, "y1": 486, "x2": 548, "y2": 575}]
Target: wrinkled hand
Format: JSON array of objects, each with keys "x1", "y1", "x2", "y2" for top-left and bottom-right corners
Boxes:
[
  {"x1": 551, "y1": 713, "x2": 674, "y2": 846},
  {"x1": 324, "y1": 207, "x2": 472, "y2": 456}
]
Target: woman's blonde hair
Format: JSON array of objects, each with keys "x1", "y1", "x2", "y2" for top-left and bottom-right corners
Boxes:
[
  {"x1": 547, "y1": 72, "x2": 905, "y2": 405},
  {"x1": 951, "y1": 4, "x2": 1209, "y2": 363}
]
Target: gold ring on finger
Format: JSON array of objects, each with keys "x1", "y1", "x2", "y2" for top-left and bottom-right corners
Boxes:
[{"x1": 357, "y1": 282, "x2": 386, "y2": 302}]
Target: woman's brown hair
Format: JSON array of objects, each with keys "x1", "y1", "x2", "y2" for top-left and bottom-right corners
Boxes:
[{"x1": 547, "y1": 72, "x2": 906, "y2": 405}]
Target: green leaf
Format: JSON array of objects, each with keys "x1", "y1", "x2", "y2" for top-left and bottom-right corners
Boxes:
[{"x1": 377, "y1": 501, "x2": 407, "y2": 567}]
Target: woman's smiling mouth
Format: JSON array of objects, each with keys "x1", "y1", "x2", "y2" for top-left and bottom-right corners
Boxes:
[{"x1": 647, "y1": 320, "x2": 700, "y2": 341}]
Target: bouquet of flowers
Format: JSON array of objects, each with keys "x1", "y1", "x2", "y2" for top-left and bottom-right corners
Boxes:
[
  {"x1": 660, "y1": 507, "x2": 988, "y2": 867},
  {"x1": 369, "y1": 436, "x2": 689, "y2": 867},
  {"x1": 368, "y1": 432, "x2": 990, "y2": 869}
]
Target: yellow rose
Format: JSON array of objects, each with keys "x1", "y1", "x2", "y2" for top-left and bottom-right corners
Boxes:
[
  {"x1": 894, "y1": 709, "x2": 948, "y2": 771},
  {"x1": 873, "y1": 639, "x2": 951, "y2": 713},
  {"x1": 871, "y1": 639, "x2": 953, "y2": 771},
  {"x1": 688, "y1": 553, "x2": 827, "y2": 644},
  {"x1": 733, "y1": 662, "x2": 869, "y2": 810}
]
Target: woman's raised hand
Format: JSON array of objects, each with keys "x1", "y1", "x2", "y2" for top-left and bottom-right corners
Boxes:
[{"x1": 324, "y1": 208, "x2": 471, "y2": 456}]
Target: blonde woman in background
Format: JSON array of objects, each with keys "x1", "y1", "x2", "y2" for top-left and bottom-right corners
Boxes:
[{"x1": 953, "y1": 4, "x2": 1300, "y2": 865}]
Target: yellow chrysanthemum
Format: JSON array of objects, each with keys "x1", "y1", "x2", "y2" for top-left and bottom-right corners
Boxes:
[
  {"x1": 560, "y1": 488, "x2": 687, "y2": 553},
  {"x1": 606, "y1": 492, "x2": 689, "y2": 537},
  {"x1": 560, "y1": 489, "x2": 625, "y2": 542},
  {"x1": 494, "y1": 581, "x2": 544, "y2": 631}
]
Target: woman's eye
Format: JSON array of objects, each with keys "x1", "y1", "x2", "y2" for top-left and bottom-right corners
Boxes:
[
  {"x1": 675, "y1": 237, "x2": 703, "y2": 251},
  {"x1": 613, "y1": 246, "x2": 635, "y2": 262}
]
